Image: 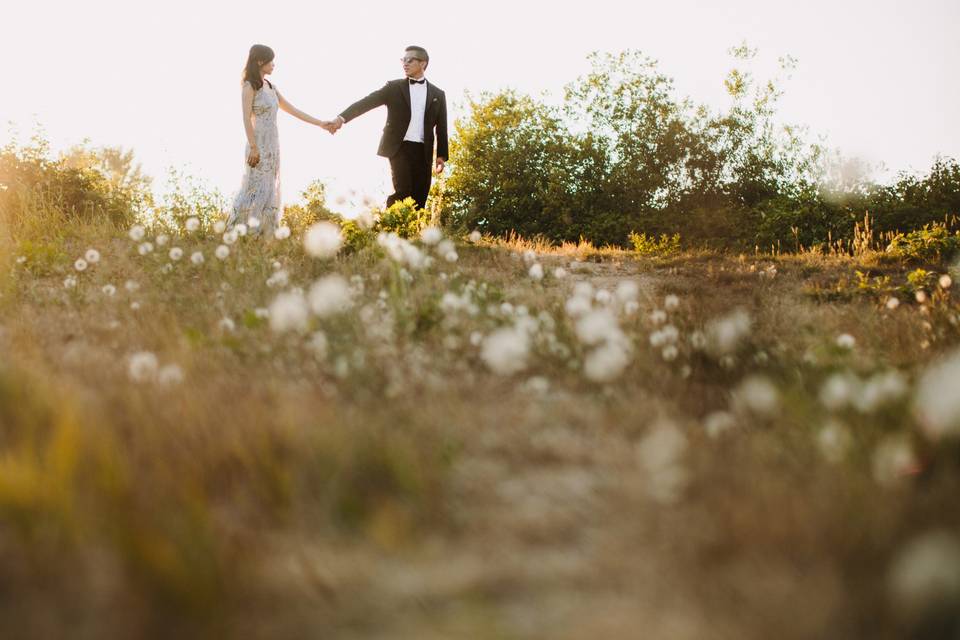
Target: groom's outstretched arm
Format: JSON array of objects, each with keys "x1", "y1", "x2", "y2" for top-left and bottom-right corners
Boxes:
[{"x1": 338, "y1": 82, "x2": 391, "y2": 124}]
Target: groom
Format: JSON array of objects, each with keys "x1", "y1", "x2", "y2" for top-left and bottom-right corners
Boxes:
[{"x1": 327, "y1": 46, "x2": 448, "y2": 211}]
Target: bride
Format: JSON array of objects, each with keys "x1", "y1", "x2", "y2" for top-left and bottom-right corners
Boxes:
[{"x1": 228, "y1": 44, "x2": 334, "y2": 236}]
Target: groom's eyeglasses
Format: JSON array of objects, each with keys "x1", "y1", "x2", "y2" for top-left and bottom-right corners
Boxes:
[{"x1": 401, "y1": 56, "x2": 423, "y2": 64}]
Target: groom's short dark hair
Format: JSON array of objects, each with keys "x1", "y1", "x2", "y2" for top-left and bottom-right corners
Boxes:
[{"x1": 405, "y1": 45, "x2": 429, "y2": 68}]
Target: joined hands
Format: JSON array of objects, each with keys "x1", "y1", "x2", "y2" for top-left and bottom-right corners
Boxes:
[{"x1": 319, "y1": 117, "x2": 343, "y2": 135}]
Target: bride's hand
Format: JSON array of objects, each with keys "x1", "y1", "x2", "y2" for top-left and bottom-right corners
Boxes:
[{"x1": 247, "y1": 146, "x2": 260, "y2": 167}]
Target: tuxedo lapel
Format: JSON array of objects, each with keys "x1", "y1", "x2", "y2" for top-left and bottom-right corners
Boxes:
[{"x1": 400, "y1": 79, "x2": 411, "y2": 111}]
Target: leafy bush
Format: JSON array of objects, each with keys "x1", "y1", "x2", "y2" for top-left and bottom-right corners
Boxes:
[
  {"x1": 377, "y1": 198, "x2": 429, "y2": 239},
  {"x1": 629, "y1": 232, "x2": 681, "y2": 256},
  {"x1": 0, "y1": 133, "x2": 146, "y2": 238},
  {"x1": 885, "y1": 224, "x2": 960, "y2": 263}
]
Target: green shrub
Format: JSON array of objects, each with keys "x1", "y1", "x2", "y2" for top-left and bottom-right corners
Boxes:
[
  {"x1": 629, "y1": 232, "x2": 681, "y2": 256},
  {"x1": 377, "y1": 198, "x2": 429, "y2": 239},
  {"x1": 885, "y1": 224, "x2": 960, "y2": 263}
]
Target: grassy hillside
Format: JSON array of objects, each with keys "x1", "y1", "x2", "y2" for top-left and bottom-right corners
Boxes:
[{"x1": 0, "y1": 211, "x2": 958, "y2": 639}]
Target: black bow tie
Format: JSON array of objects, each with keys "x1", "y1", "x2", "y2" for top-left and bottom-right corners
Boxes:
[{"x1": 408, "y1": 78, "x2": 425, "y2": 85}]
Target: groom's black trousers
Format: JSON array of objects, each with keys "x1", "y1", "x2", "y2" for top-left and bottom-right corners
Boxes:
[{"x1": 387, "y1": 141, "x2": 431, "y2": 210}]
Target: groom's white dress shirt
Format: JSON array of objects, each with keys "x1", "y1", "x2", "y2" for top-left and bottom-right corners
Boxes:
[{"x1": 403, "y1": 78, "x2": 428, "y2": 143}]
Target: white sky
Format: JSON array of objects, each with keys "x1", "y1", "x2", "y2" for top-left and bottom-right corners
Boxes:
[{"x1": 4, "y1": 0, "x2": 959, "y2": 208}]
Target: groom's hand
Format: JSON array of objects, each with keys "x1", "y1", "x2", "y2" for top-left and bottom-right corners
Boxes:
[{"x1": 434, "y1": 157, "x2": 446, "y2": 174}]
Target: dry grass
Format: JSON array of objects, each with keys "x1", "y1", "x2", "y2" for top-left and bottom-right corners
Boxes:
[{"x1": 0, "y1": 215, "x2": 959, "y2": 640}]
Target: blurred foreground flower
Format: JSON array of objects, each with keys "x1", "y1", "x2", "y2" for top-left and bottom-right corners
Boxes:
[
  {"x1": 304, "y1": 222, "x2": 343, "y2": 259},
  {"x1": 913, "y1": 348, "x2": 960, "y2": 440}
]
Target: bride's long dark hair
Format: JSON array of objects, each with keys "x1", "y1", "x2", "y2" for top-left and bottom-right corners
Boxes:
[{"x1": 242, "y1": 44, "x2": 274, "y2": 91}]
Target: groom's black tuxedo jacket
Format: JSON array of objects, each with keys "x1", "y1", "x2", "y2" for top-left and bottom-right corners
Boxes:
[{"x1": 338, "y1": 79, "x2": 448, "y2": 166}]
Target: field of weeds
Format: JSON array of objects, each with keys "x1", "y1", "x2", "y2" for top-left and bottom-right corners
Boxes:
[{"x1": 1, "y1": 211, "x2": 959, "y2": 640}]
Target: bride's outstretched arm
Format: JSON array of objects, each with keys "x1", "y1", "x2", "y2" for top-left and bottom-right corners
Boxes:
[{"x1": 275, "y1": 89, "x2": 327, "y2": 126}]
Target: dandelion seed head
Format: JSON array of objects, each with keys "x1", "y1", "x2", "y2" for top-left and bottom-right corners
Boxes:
[
  {"x1": 219, "y1": 317, "x2": 236, "y2": 332},
  {"x1": 705, "y1": 309, "x2": 751, "y2": 356},
  {"x1": 818, "y1": 419, "x2": 852, "y2": 464},
  {"x1": 481, "y1": 327, "x2": 530, "y2": 375},
  {"x1": 649, "y1": 309, "x2": 667, "y2": 325},
  {"x1": 888, "y1": 530, "x2": 960, "y2": 619},
  {"x1": 939, "y1": 274, "x2": 952, "y2": 289},
  {"x1": 913, "y1": 348, "x2": 960, "y2": 440},
  {"x1": 158, "y1": 363, "x2": 184, "y2": 386},
  {"x1": 886, "y1": 296, "x2": 901, "y2": 310},
  {"x1": 420, "y1": 226, "x2": 443, "y2": 245},
  {"x1": 155, "y1": 234, "x2": 169, "y2": 247},
  {"x1": 84, "y1": 248, "x2": 100, "y2": 264},
  {"x1": 235, "y1": 223, "x2": 248, "y2": 237},
  {"x1": 101, "y1": 284, "x2": 116, "y2": 296},
  {"x1": 662, "y1": 344, "x2": 679, "y2": 361},
  {"x1": 190, "y1": 251, "x2": 204, "y2": 265},
  {"x1": 468, "y1": 230, "x2": 482, "y2": 243},
  {"x1": 215, "y1": 245, "x2": 230, "y2": 260},
  {"x1": 124, "y1": 280, "x2": 139, "y2": 292},
  {"x1": 732, "y1": 375, "x2": 780, "y2": 416},
  {"x1": 916, "y1": 290, "x2": 928, "y2": 304},
  {"x1": 308, "y1": 274, "x2": 354, "y2": 317},
  {"x1": 129, "y1": 225, "x2": 145, "y2": 241},
  {"x1": 529, "y1": 263, "x2": 544, "y2": 281},
  {"x1": 223, "y1": 230, "x2": 239, "y2": 245},
  {"x1": 553, "y1": 267, "x2": 568, "y2": 279},
  {"x1": 636, "y1": 421, "x2": 689, "y2": 504},
  {"x1": 303, "y1": 222, "x2": 343, "y2": 259},
  {"x1": 74, "y1": 258, "x2": 88, "y2": 272},
  {"x1": 269, "y1": 290, "x2": 309, "y2": 333},
  {"x1": 664, "y1": 294, "x2": 680, "y2": 310},
  {"x1": 274, "y1": 225, "x2": 291, "y2": 240},
  {"x1": 246, "y1": 216, "x2": 261, "y2": 229},
  {"x1": 213, "y1": 220, "x2": 227, "y2": 234},
  {"x1": 703, "y1": 411, "x2": 736, "y2": 439},
  {"x1": 137, "y1": 242, "x2": 154, "y2": 256},
  {"x1": 185, "y1": 216, "x2": 200, "y2": 232},
  {"x1": 836, "y1": 333, "x2": 856, "y2": 350},
  {"x1": 128, "y1": 351, "x2": 159, "y2": 383},
  {"x1": 63, "y1": 275, "x2": 77, "y2": 289},
  {"x1": 583, "y1": 340, "x2": 631, "y2": 382}
]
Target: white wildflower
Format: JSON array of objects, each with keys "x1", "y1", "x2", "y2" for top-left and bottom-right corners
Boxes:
[
  {"x1": 529, "y1": 263, "x2": 544, "y2": 281},
  {"x1": 913, "y1": 348, "x2": 960, "y2": 440},
  {"x1": 662, "y1": 344, "x2": 679, "y2": 361},
  {"x1": 583, "y1": 340, "x2": 631, "y2": 382},
  {"x1": 886, "y1": 296, "x2": 901, "y2": 310},
  {"x1": 213, "y1": 220, "x2": 227, "y2": 234},
  {"x1": 190, "y1": 251, "x2": 204, "y2": 265},
  {"x1": 268, "y1": 290, "x2": 310, "y2": 333},
  {"x1": 836, "y1": 333, "x2": 856, "y2": 350},
  {"x1": 308, "y1": 331, "x2": 329, "y2": 359},
  {"x1": 158, "y1": 364, "x2": 184, "y2": 386},
  {"x1": 732, "y1": 375, "x2": 780, "y2": 416},
  {"x1": 818, "y1": 419, "x2": 852, "y2": 463},
  {"x1": 308, "y1": 274, "x2": 353, "y2": 317},
  {"x1": 468, "y1": 230, "x2": 481, "y2": 243},
  {"x1": 705, "y1": 309, "x2": 751, "y2": 356},
  {"x1": 304, "y1": 222, "x2": 343, "y2": 259},
  {"x1": 128, "y1": 351, "x2": 159, "y2": 383},
  {"x1": 274, "y1": 225, "x2": 291, "y2": 240},
  {"x1": 155, "y1": 234, "x2": 169, "y2": 247},
  {"x1": 703, "y1": 411, "x2": 736, "y2": 439},
  {"x1": 420, "y1": 226, "x2": 443, "y2": 245},
  {"x1": 888, "y1": 530, "x2": 960, "y2": 619},
  {"x1": 939, "y1": 274, "x2": 953, "y2": 289},
  {"x1": 215, "y1": 245, "x2": 230, "y2": 260},
  {"x1": 223, "y1": 230, "x2": 239, "y2": 245},
  {"x1": 664, "y1": 294, "x2": 680, "y2": 310},
  {"x1": 185, "y1": 216, "x2": 200, "y2": 232},
  {"x1": 481, "y1": 327, "x2": 530, "y2": 375},
  {"x1": 129, "y1": 225, "x2": 145, "y2": 241}
]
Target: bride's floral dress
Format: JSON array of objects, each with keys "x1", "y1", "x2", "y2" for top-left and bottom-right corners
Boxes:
[{"x1": 228, "y1": 81, "x2": 281, "y2": 236}]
